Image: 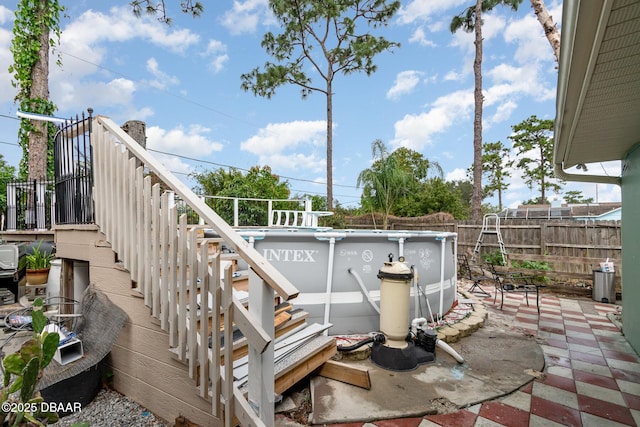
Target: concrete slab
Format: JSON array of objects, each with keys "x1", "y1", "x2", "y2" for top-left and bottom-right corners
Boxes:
[{"x1": 309, "y1": 325, "x2": 544, "y2": 424}]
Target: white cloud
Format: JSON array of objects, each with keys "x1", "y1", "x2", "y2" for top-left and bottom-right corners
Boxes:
[
  {"x1": 0, "y1": 25, "x2": 14, "y2": 104},
  {"x1": 147, "y1": 125, "x2": 224, "y2": 158},
  {"x1": 55, "y1": 78, "x2": 138, "y2": 113},
  {"x1": 0, "y1": 6, "x2": 12, "y2": 24},
  {"x1": 398, "y1": 0, "x2": 468, "y2": 25},
  {"x1": 391, "y1": 90, "x2": 473, "y2": 150},
  {"x1": 45, "y1": 6, "x2": 204, "y2": 115},
  {"x1": 446, "y1": 168, "x2": 467, "y2": 181},
  {"x1": 221, "y1": 0, "x2": 269, "y2": 35},
  {"x1": 145, "y1": 58, "x2": 180, "y2": 90},
  {"x1": 204, "y1": 40, "x2": 229, "y2": 73},
  {"x1": 444, "y1": 70, "x2": 463, "y2": 82},
  {"x1": 504, "y1": 4, "x2": 562, "y2": 65},
  {"x1": 62, "y1": 6, "x2": 199, "y2": 55},
  {"x1": 408, "y1": 28, "x2": 436, "y2": 47},
  {"x1": 486, "y1": 99, "x2": 518, "y2": 126},
  {"x1": 241, "y1": 121, "x2": 326, "y2": 171},
  {"x1": 386, "y1": 70, "x2": 424, "y2": 100}
]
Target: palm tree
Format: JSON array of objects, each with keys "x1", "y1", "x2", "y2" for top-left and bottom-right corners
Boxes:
[
  {"x1": 357, "y1": 140, "x2": 411, "y2": 230},
  {"x1": 450, "y1": 0, "x2": 522, "y2": 221}
]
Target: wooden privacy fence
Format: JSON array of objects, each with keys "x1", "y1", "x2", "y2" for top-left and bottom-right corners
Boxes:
[{"x1": 345, "y1": 215, "x2": 622, "y2": 285}]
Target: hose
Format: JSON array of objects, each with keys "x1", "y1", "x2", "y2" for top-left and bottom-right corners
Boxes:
[
  {"x1": 436, "y1": 339, "x2": 465, "y2": 364},
  {"x1": 337, "y1": 333, "x2": 385, "y2": 352}
]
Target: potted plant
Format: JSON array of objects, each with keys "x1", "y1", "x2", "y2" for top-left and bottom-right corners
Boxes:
[
  {"x1": 0, "y1": 297, "x2": 60, "y2": 426},
  {"x1": 22, "y1": 242, "x2": 55, "y2": 286}
]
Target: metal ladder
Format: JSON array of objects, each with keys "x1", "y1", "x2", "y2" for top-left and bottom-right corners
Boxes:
[{"x1": 473, "y1": 213, "x2": 507, "y2": 265}]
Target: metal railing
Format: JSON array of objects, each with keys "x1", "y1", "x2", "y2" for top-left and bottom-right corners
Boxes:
[
  {"x1": 54, "y1": 111, "x2": 94, "y2": 225},
  {"x1": 5, "y1": 180, "x2": 54, "y2": 231}
]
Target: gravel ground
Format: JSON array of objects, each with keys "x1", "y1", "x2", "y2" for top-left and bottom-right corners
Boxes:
[{"x1": 50, "y1": 388, "x2": 170, "y2": 427}]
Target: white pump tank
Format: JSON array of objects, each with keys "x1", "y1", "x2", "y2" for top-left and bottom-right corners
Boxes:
[{"x1": 377, "y1": 258, "x2": 413, "y2": 349}]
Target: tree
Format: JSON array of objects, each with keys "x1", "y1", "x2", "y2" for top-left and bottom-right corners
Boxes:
[
  {"x1": 357, "y1": 140, "x2": 411, "y2": 230},
  {"x1": 191, "y1": 165, "x2": 290, "y2": 226},
  {"x1": 9, "y1": 0, "x2": 64, "y2": 181},
  {"x1": 241, "y1": 0, "x2": 401, "y2": 211},
  {"x1": 419, "y1": 178, "x2": 468, "y2": 219},
  {"x1": 450, "y1": 0, "x2": 523, "y2": 222},
  {"x1": 482, "y1": 141, "x2": 511, "y2": 211},
  {"x1": 130, "y1": 0, "x2": 204, "y2": 24},
  {"x1": 384, "y1": 147, "x2": 444, "y2": 217},
  {"x1": 508, "y1": 115, "x2": 563, "y2": 204},
  {"x1": 530, "y1": 0, "x2": 560, "y2": 62},
  {"x1": 564, "y1": 190, "x2": 594, "y2": 205},
  {"x1": 390, "y1": 147, "x2": 443, "y2": 181}
]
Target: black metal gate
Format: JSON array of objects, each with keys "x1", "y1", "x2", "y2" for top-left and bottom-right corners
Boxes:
[{"x1": 54, "y1": 109, "x2": 94, "y2": 225}]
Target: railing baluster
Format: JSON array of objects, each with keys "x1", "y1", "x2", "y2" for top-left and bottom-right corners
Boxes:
[
  {"x1": 151, "y1": 184, "x2": 161, "y2": 319},
  {"x1": 210, "y1": 251, "x2": 221, "y2": 417},
  {"x1": 134, "y1": 166, "x2": 145, "y2": 287},
  {"x1": 222, "y1": 265, "x2": 234, "y2": 427},
  {"x1": 143, "y1": 176, "x2": 152, "y2": 306},
  {"x1": 124, "y1": 157, "x2": 136, "y2": 272},
  {"x1": 169, "y1": 205, "x2": 178, "y2": 347},
  {"x1": 199, "y1": 244, "x2": 211, "y2": 398},
  {"x1": 188, "y1": 229, "x2": 198, "y2": 380},
  {"x1": 178, "y1": 215, "x2": 188, "y2": 361},
  {"x1": 160, "y1": 191, "x2": 169, "y2": 330}
]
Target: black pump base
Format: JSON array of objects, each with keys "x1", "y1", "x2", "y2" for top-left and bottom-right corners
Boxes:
[{"x1": 370, "y1": 341, "x2": 435, "y2": 371}]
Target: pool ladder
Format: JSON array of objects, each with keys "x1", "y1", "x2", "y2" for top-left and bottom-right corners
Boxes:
[{"x1": 472, "y1": 213, "x2": 507, "y2": 265}]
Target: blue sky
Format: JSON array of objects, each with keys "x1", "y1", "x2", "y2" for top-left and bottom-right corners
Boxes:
[{"x1": 0, "y1": 1, "x2": 621, "y2": 209}]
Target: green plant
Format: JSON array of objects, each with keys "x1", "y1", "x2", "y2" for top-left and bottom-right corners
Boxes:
[
  {"x1": 0, "y1": 297, "x2": 60, "y2": 426},
  {"x1": 22, "y1": 242, "x2": 54, "y2": 270},
  {"x1": 482, "y1": 250, "x2": 506, "y2": 266},
  {"x1": 511, "y1": 259, "x2": 551, "y2": 283}
]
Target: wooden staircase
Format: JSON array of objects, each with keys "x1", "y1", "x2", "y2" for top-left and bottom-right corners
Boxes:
[{"x1": 87, "y1": 115, "x2": 313, "y2": 427}]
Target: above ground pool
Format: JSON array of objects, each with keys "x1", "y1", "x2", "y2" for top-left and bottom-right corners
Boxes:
[{"x1": 229, "y1": 228, "x2": 458, "y2": 336}]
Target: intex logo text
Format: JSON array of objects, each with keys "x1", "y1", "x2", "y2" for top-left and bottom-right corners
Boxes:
[{"x1": 262, "y1": 249, "x2": 318, "y2": 263}]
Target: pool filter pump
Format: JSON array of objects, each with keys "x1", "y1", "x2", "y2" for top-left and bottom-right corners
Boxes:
[{"x1": 370, "y1": 254, "x2": 435, "y2": 371}]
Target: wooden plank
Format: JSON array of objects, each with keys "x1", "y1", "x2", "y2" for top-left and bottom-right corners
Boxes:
[
  {"x1": 316, "y1": 360, "x2": 371, "y2": 390},
  {"x1": 274, "y1": 336, "x2": 337, "y2": 395}
]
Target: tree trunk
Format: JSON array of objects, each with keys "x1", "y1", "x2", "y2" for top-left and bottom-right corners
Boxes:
[
  {"x1": 530, "y1": 0, "x2": 560, "y2": 63},
  {"x1": 471, "y1": 0, "x2": 484, "y2": 222},
  {"x1": 326, "y1": 77, "x2": 334, "y2": 211},
  {"x1": 27, "y1": 0, "x2": 51, "y2": 181}
]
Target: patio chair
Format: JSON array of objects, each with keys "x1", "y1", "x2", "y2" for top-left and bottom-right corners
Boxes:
[
  {"x1": 457, "y1": 254, "x2": 491, "y2": 296},
  {"x1": 485, "y1": 262, "x2": 541, "y2": 314}
]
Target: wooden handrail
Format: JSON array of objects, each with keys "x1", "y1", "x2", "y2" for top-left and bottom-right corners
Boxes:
[{"x1": 91, "y1": 115, "x2": 299, "y2": 427}]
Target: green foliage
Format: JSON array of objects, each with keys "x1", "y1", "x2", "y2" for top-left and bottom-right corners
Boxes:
[
  {"x1": 0, "y1": 298, "x2": 60, "y2": 426},
  {"x1": 130, "y1": 0, "x2": 204, "y2": 24},
  {"x1": 511, "y1": 259, "x2": 550, "y2": 271},
  {"x1": 508, "y1": 115, "x2": 563, "y2": 204},
  {"x1": 0, "y1": 156, "x2": 17, "y2": 215},
  {"x1": 563, "y1": 190, "x2": 594, "y2": 204},
  {"x1": 481, "y1": 141, "x2": 511, "y2": 210},
  {"x1": 241, "y1": 0, "x2": 400, "y2": 209},
  {"x1": 9, "y1": 0, "x2": 64, "y2": 180},
  {"x1": 511, "y1": 259, "x2": 551, "y2": 283},
  {"x1": 20, "y1": 241, "x2": 54, "y2": 270},
  {"x1": 357, "y1": 140, "x2": 412, "y2": 229},
  {"x1": 482, "y1": 250, "x2": 506, "y2": 266},
  {"x1": 191, "y1": 165, "x2": 290, "y2": 226},
  {"x1": 450, "y1": 0, "x2": 523, "y2": 32}
]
